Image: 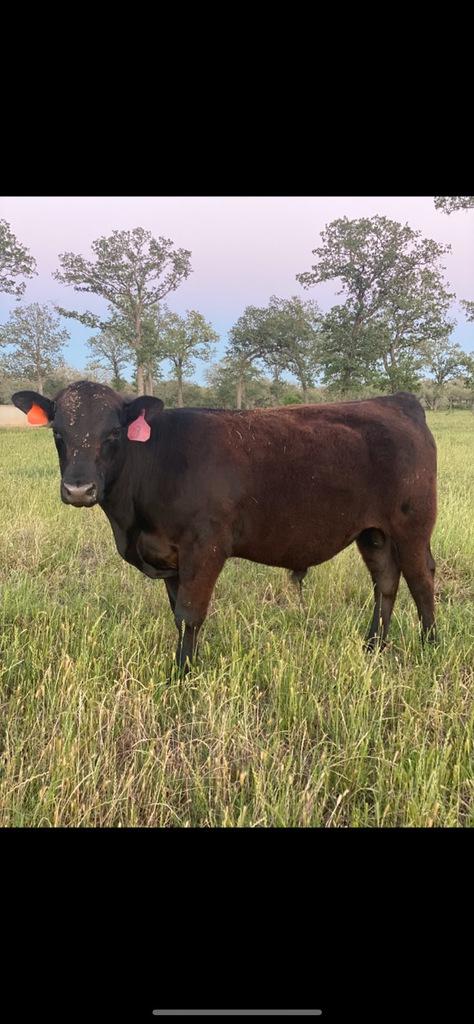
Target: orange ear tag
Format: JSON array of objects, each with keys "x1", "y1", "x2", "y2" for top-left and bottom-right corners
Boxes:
[
  {"x1": 127, "y1": 411, "x2": 151, "y2": 442},
  {"x1": 27, "y1": 403, "x2": 49, "y2": 426}
]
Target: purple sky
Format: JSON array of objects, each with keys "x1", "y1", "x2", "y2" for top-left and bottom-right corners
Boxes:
[{"x1": 1, "y1": 196, "x2": 473, "y2": 382}]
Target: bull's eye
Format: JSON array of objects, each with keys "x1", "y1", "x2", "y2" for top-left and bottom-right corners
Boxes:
[
  {"x1": 53, "y1": 431, "x2": 65, "y2": 449},
  {"x1": 53, "y1": 432, "x2": 66, "y2": 458},
  {"x1": 102, "y1": 429, "x2": 122, "y2": 446}
]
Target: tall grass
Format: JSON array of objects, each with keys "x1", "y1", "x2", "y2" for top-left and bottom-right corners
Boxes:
[{"x1": 0, "y1": 412, "x2": 473, "y2": 826}]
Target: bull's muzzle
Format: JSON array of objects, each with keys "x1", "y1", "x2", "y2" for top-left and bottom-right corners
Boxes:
[{"x1": 61, "y1": 482, "x2": 98, "y2": 507}]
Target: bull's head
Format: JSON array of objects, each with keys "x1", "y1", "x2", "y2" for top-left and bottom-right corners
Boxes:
[{"x1": 12, "y1": 381, "x2": 164, "y2": 507}]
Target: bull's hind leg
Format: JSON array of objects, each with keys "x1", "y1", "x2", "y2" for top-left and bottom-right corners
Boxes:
[
  {"x1": 397, "y1": 539, "x2": 437, "y2": 643},
  {"x1": 356, "y1": 529, "x2": 401, "y2": 650},
  {"x1": 289, "y1": 569, "x2": 307, "y2": 608}
]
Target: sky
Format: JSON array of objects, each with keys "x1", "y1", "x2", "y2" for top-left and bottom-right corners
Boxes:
[{"x1": 1, "y1": 195, "x2": 473, "y2": 383}]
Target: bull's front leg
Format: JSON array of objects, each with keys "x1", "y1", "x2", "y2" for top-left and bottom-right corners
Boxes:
[
  {"x1": 172, "y1": 542, "x2": 226, "y2": 674},
  {"x1": 164, "y1": 577, "x2": 179, "y2": 614}
]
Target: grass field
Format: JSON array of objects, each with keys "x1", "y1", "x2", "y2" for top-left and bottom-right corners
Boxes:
[{"x1": 0, "y1": 411, "x2": 473, "y2": 827}]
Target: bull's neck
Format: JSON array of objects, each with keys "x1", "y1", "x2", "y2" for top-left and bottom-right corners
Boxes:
[{"x1": 100, "y1": 443, "x2": 160, "y2": 530}]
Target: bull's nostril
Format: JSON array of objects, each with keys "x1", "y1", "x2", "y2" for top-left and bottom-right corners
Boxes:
[{"x1": 62, "y1": 482, "x2": 97, "y2": 503}]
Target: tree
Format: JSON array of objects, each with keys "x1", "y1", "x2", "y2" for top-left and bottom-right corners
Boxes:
[
  {"x1": 157, "y1": 379, "x2": 215, "y2": 409},
  {"x1": 434, "y1": 198, "x2": 474, "y2": 348},
  {"x1": 434, "y1": 197, "x2": 474, "y2": 213},
  {"x1": 420, "y1": 375, "x2": 473, "y2": 411},
  {"x1": 419, "y1": 337, "x2": 468, "y2": 409},
  {"x1": 86, "y1": 327, "x2": 131, "y2": 391},
  {"x1": 297, "y1": 215, "x2": 454, "y2": 394},
  {"x1": 227, "y1": 297, "x2": 322, "y2": 406},
  {"x1": 87, "y1": 308, "x2": 158, "y2": 394},
  {"x1": 0, "y1": 220, "x2": 37, "y2": 297},
  {"x1": 227, "y1": 305, "x2": 273, "y2": 408},
  {"x1": 446, "y1": 377, "x2": 474, "y2": 411},
  {"x1": 53, "y1": 227, "x2": 192, "y2": 394},
  {"x1": 137, "y1": 303, "x2": 174, "y2": 396},
  {"x1": 0, "y1": 360, "x2": 82, "y2": 404},
  {"x1": 157, "y1": 309, "x2": 218, "y2": 407},
  {"x1": 317, "y1": 304, "x2": 381, "y2": 394},
  {"x1": 43, "y1": 363, "x2": 84, "y2": 396},
  {"x1": 459, "y1": 354, "x2": 474, "y2": 404},
  {"x1": 372, "y1": 267, "x2": 455, "y2": 393},
  {"x1": 206, "y1": 355, "x2": 268, "y2": 408},
  {"x1": 264, "y1": 295, "x2": 322, "y2": 400},
  {"x1": 0, "y1": 303, "x2": 68, "y2": 394}
]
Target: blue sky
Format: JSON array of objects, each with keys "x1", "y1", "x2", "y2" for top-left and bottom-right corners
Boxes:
[{"x1": 1, "y1": 196, "x2": 473, "y2": 383}]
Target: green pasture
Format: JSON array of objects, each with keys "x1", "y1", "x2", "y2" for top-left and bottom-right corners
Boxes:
[{"x1": 0, "y1": 412, "x2": 472, "y2": 826}]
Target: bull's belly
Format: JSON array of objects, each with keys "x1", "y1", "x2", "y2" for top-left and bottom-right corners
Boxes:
[
  {"x1": 234, "y1": 533, "x2": 357, "y2": 570},
  {"x1": 232, "y1": 501, "x2": 369, "y2": 570}
]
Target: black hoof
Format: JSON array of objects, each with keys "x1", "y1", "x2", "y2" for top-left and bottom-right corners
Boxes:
[
  {"x1": 363, "y1": 636, "x2": 387, "y2": 653},
  {"x1": 421, "y1": 627, "x2": 438, "y2": 646}
]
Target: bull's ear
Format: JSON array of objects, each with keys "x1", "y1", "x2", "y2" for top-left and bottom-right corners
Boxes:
[
  {"x1": 11, "y1": 391, "x2": 55, "y2": 426},
  {"x1": 121, "y1": 396, "x2": 164, "y2": 442}
]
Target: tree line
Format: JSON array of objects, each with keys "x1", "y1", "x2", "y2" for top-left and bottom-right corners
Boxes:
[{"x1": 1, "y1": 199, "x2": 473, "y2": 412}]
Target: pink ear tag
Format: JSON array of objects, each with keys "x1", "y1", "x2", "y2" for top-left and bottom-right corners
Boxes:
[{"x1": 127, "y1": 410, "x2": 151, "y2": 442}]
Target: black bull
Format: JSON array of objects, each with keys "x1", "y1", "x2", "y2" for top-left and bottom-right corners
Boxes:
[{"x1": 12, "y1": 382, "x2": 438, "y2": 672}]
